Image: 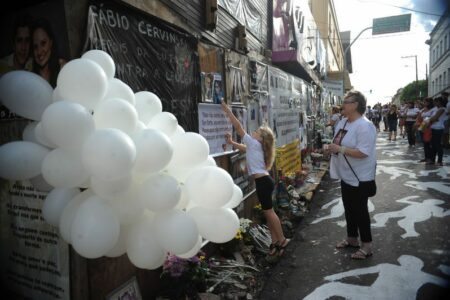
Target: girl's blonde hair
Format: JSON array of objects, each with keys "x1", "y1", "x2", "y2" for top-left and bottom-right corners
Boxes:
[{"x1": 259, "y1": 126, "x2": 275, "y2": 170}]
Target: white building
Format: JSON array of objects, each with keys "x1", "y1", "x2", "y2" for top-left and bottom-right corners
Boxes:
[{"x1": 427, "y1": 8, "x2": 450, "y2": 97}]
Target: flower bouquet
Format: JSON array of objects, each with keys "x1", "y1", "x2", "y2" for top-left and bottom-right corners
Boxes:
[{"x1": 160, "y1": 252, "x2": 209, "y2": 299}]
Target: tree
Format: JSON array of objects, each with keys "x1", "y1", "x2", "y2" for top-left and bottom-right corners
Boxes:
[{"x1": 399, "y1": 80, "x2": 428, "y2": 102}]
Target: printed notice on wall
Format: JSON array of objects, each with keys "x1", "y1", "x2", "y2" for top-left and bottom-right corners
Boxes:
[
  {"x1": 0, "y1": 180, "x2": 69, "y2": 300},
  {"x1": 198, "y1": 103, "x2": 233, "y2": 155}
]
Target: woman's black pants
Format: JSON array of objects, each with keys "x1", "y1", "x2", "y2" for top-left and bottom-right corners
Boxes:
[{"x1": 341, "y1": 180, "x2": 372, "y2": 243}]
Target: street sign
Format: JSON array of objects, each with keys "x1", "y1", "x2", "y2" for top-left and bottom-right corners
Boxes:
[{"x1": 372, "y1": 14, "x2": 411, "y2": 35}]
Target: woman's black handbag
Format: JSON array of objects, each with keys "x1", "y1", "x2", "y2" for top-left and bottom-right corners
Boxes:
[{"x1": 359, "y1": 180, "x2": 377, "y2": 197}]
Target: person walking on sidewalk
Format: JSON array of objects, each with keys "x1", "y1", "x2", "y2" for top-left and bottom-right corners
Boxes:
[
  {"x1": 221, "y1": 100, "x2": 290, "y2": 256},
  {"x1": 326, "y1": 90, "x2": 377, "y2": 260},
  {"x1": 387, "y1": 104, "x2": 399, "y2": 141}
]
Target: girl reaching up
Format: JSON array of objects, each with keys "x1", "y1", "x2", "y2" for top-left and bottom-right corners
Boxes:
[{"x1": 221, "y1": 100, "x2": 290, "y2": 256}]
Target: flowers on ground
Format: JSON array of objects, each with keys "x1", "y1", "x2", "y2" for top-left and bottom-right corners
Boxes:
[{"x1": 160, "y1": 252, "x2": 210, "y2": 299}]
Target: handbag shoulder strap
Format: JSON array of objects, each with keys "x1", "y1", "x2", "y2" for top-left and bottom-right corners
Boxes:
[
  {"x1": 339, "y1": 119, "x2": 360, "y2": 182},
  {"x1": 344, "y1": 155, "x2": 360, "y2": 182}
]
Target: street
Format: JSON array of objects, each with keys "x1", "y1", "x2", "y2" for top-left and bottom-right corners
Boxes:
[{"x1": 259, "y1": 130, "x2": 450, "y2": 299}]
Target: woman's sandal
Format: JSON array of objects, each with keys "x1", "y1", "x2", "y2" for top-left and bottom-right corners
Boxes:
[
  {"x1": 336, "y1": 240, "x2": 360, "y2": 249},
  {"x1": 276, "y1": 238, "x2": 291, "y2": 256},
  {"x1": 269, "y1": 243, "x2": 278, "y2": 256},
  {"x1": 350, "y1": 249, "x2": 373, "y2": 260}
]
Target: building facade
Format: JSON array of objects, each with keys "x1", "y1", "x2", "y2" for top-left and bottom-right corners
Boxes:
[{"x1": 427, "y1": 8, "x2": 450, "y2": 97}]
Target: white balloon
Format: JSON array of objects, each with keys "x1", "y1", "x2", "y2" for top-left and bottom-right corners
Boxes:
[
  {"x1": 0, "y1": 70, "x2": 53, "y2": 120},
  {"x1": 0, "y1": 141, "x2": 49, "y2": 180},
  {"x1": 41, "y1": 101, "x2": 95, "y2": 153},
  {"x1": 154, "y1": 210, "x2": 199, "y2": 255},
  {"x1": 22, "y1": 121, "x2": 40, "y2": 144},
  {"x1": 176, "y1": 235, "x2": 203, "y2": 259},
  {"x1": 105, "y1": 225, "x2": 129, "y2": 257},
  {"x1": 94, "y1": 98, "x2": 138, "y2": 135},
  {"x1": 170, "y1": 125, "x2": 186, "y2": 141},
  {"x1": 139, "y1": 173, "x2": 180, "y2": 212},
  {"x1": 222, "y1": 185, "x2": 244, "y2": 209},
  {"x1": 174, "y1": 184, "x2": 190, "y2": 210},
  {"x1": 126, "y1": 214, "x2": 166, "y2": 270},
  {"x1": 34, "y1": 122, "x2": 57, "y2": 148},
  {"x1": 169, "y1": 132, "x2": 209, "y2": 169},
  {"x1": 42, "y1": 148, "x2": 89, "y2": 188},
  {"x1": 82, "y1": 128, "x2": 136, "y2": 180},
  {"x1": 59, "y1": 189, "x2": 93, "y2": 243},
  {"x1": 103, "y1": 78, "x2": 135, "y2": 106},
  {"x1": 147, "y1": 112, "x2": 178, "y2": 137},
  {"x1": 81, "y1": 50, "x2": 116, "y2": 79},
  {"x1": 130, "y1": 121, "x2": 147, "y2": 140},
  {"x1": 71, "y1": 196, "x2": 120, "y2": 259},
  {"x1": 42, "y1": 188, "x2": 80, "y2": 226},
  {"x1": 133, "y1": 129, "x2": 173, "y2": 174},
  {"x1": 30, "y1": 174, "x2": 53, "y2": 192},
  {"x1": 108, "y1": 181, "x2": 145, "y2": 225},
  {"x1": 52, "y1": 86, "x2": 63, "y2": 102},
  {"x1": 166, "y1": 165, "x2": 197, "y2": 184},
  {"x1": 57, "y1": 58, "x2": 108, "y2": 110},
  {"x1": 185, "y1": 166, "x2": 234, "y2": 208},
  {"x1": 201, "y1": 156, "x2": 217, "y2": 167},
  {"x1": 134, "y1": 91, "x2": 162, "y2": 124},
  {"x1": 90, "y1": 172, "x2": 132, "y2": 200},
  {"x1": 188, "y1": 207, "x2": 240, "y2": 243}
]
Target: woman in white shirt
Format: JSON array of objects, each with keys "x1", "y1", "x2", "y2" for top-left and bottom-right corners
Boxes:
[
  {"x1": 327, "y1": 105, "x2": 341, "y2": 136},
  {"x1": 405, "y1": 101, "x2": 419, "y2": 146},
  {"x1": 428, "y1": 97, "x2": 447, "y2": 166},
  {"x1": 221, "y1": 101, "x2": 290, "y2": 257},
  {"x1": 326, "y1": 90, "x2": 377, "y2": 260},
  {"x1": 418, "y1": 98, "x2": 434, "y2": 163}
]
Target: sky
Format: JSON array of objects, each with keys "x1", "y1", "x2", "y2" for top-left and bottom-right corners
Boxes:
[{"x1": 333, "y1": 0, "x2": 448, "y2": 106}]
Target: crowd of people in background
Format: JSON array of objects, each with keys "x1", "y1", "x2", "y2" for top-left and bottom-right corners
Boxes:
[{"x1": 328, "y1": 91, "x2": 449, "y2": 166}]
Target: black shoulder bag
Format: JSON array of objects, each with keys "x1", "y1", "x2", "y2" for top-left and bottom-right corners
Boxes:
[{"x1": 340, "y1": 120, "x2": 377, "y2": 197}]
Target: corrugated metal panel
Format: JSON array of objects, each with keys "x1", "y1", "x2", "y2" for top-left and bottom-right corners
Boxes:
[{"x1": 159, "y1": 0, "x2": 270, "y2": 52}]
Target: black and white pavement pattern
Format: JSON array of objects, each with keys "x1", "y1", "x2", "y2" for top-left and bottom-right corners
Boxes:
[{"x1": 259, "y1": 131, "x2": 450, "y2": 300}]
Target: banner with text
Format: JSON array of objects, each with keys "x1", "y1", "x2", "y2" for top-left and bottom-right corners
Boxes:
[
  {"x1": 323, "y1": 79, "x2": 343, "y2": 97},
  {"x1": 84, "y1": 0, "x2": 200, "y2": 131},
  {"x1": 0, "y1": 181, "x2": 69, "y2": 300}
]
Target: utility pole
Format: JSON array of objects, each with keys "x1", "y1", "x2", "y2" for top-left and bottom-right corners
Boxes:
[
  {"x1": 341, "y1": 26, "x2": 373, "y2": 102},
  {"x1": 401, "y1": 55, "x2": 419, "y2": 100}
]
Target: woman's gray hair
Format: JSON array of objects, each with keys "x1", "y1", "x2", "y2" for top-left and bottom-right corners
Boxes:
[{"x1": 344, "y1": 90, "x2": 367, "y2": 115}]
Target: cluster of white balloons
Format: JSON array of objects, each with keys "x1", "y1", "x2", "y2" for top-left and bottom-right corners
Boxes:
[{"x1": 0, "y1": 50, "x2": 244, "y2": 270}]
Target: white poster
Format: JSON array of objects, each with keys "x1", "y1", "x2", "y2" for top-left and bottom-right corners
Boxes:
[
  {"x1": 247, "y1": 100, "x2": 261, "y2": 134},
  {"x1": 272, "y1": 108, "x2": 300, "y2": 147},
  {"x1": 323, "y1": 79, "x2": 344, "y2": 97},
  {"x1": 0, "y1": 180, "x2": 70, "y2": 300},
  {"x1": 198, "y1": 103, "x2": 233, "y2": 155}
]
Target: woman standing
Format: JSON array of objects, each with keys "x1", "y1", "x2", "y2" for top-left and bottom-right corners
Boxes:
[
  {"x1": 387, "y1": 104, "x2": 399, "y2": 141},
  {"x1": 428, "y1": 97, "x2": 447, "y2": 166},
  {"x1": 32, "y1": 18, "x2": 66, "y2": 87},
  {"x1": 419, "y1": 98, "x2": 434, "y2": 163},
  {"x1": 326, "y1": 90, "x2": 377, "y2": 259},
  {"x1": 327, "y1": 105, "x2": 341, "y2": 136},
  {"x1": 221, "y1": 101, "x2": 290, "y2": 256},
  {"x1": 405, "y1": 101, "x2": 419, "y2": 147}
]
